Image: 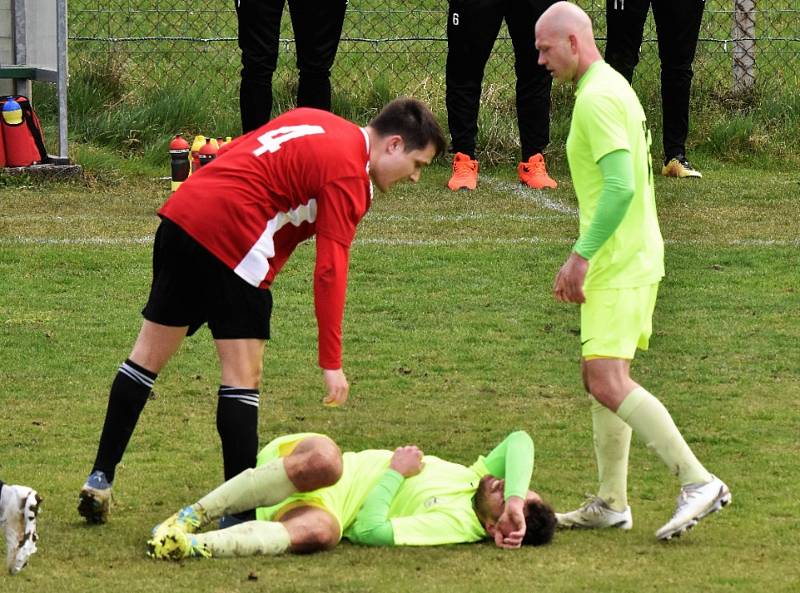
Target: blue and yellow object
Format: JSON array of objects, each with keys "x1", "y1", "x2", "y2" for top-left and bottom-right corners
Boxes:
[{"x1": 2, "y1": 99, "x2": 23, "y2": 125}]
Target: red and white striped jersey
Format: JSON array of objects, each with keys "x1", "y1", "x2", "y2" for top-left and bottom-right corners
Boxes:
[{"x1": 159, "y1": 108, "x2": 373, "y2": 369}]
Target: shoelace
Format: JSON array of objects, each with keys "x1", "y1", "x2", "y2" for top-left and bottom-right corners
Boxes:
[
  {"x1": 453, "y1": 159, "x2": 476, "y2": 175},
  {"x1": 523, "y1": 160, "x2": 547, "y2": 176},
  {"x1": 176, "y1": 506, "x2": 202, "y2": 529},
  {"x1": 669, "y1": 482, "x2": 704, "y2": 518},
  {"x1": 579, "y1": 494, "x2": 609, "y2": 514}
]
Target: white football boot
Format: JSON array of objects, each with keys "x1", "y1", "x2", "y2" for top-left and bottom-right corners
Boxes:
[
  {"x1": 556, "y1": 495, "x2": 633, "y2": 530},
  {"x1": 656, "y1": 475, "x2": 731, "y2": 541},
  {"x1": 1, "y1": 485, "x2": 41, "y2": 574}
]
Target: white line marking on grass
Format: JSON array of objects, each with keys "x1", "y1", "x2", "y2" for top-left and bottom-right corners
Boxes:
[
  {"x1": 2, "y1": 236, "x2": 154, "y2": 245},
  {"x1": 480, "y1": 176, "x2": 578, "y2": 216},
  {"x1": 357, "y1": 237, "x2": 555, "y2": 246},
  {"x1": 4, "y1": 212, "x2": 564, "y2": 225},
  {"x1": 3, "y1": 236, "x2": 798, "y2": 247},
  {"x1": 366, "y1": 212, "x2": 563, "y2": 222}
]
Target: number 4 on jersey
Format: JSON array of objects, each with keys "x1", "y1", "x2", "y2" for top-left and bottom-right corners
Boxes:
[{"x1": 253, "y1": 125, "x2": 325, "y2": 156}]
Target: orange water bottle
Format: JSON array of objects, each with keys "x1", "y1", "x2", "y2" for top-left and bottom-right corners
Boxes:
[{"x1": 190, "y1": 134, "x2": 206, "y2": 173}]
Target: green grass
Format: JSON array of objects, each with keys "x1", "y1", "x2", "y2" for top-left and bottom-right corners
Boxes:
[
  {"x1": 21, "y1": 1, "x2": 799, "y2": 168},
  {"x1": 1, "y1": 163, "x2": 798, "y2": 592}
]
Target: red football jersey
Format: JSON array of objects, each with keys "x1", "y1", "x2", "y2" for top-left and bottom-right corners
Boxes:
[{"x1": 159, "y1": 108, "x2": 373, "y2": 369}]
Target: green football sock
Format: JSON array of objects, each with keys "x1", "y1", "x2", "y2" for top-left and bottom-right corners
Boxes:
[
  {"x1": 592, "y1": 398, "x2": 632, "y2": 511},
  {"x1": 196, "y1": 521, "x2": 291, "y2": 557},
  {"x1": 616, "y1": 387, "x2": 712, "y2": 486},
  {"x1": 197, "y1": 459, "x2": 297, "y2": 520}
]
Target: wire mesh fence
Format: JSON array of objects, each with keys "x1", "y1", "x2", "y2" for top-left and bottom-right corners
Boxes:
[{"x1": 67, "y1": 1, "x2": 799, "y2": 156}]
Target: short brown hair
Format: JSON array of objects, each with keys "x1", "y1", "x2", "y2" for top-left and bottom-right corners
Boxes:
[
  {"x1": 522, "y1": 499, "x2": 557, "y2": 547},
  {"x1": 369, "y1": 97, "x2": 446, "y2": 158}
]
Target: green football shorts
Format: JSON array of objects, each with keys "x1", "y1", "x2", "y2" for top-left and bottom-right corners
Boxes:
[
  {"x1": 580, "y1": 282, "x2": 660, "y2": 359},
  {"x1": 254, "y1": 433, "x2": 392, "y2": 539}
]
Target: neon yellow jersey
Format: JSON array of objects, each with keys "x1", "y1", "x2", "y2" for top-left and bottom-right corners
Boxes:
[
  {"x1": 387, "y1": 455, "x2": 489, "y2": 546},
  {"x1": 566, "y1": 61, "x2": 664, "y2": 289}
]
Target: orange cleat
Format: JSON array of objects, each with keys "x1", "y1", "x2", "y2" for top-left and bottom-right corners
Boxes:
[
  {"x1": 447, "y1": 152, "x2": 479, "y2": 191},
  {"x1": 518, "y1": 153, "x2": 557, "y2": 189}
]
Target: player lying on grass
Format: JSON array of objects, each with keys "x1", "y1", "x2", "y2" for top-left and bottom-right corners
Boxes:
[{"x1": 147, "y1": 431, "x2": 555, "y2": 559}]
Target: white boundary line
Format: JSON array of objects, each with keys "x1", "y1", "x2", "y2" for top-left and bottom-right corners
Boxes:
[
  {"x1": 480, "y1": 177, "x2": 579, "y2": 216},
  {"x1": 2, "y1": 236, "x2": 798, "y2": 247},
  {"x1": 3, "y1": 212, "x2": 565, "y2": 224}
]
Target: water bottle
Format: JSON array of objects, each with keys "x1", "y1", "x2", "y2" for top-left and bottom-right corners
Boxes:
[
  {"x1": 169, "y1": 134, "x2": 190, "y2": 191},
  {"x1": 190, "y1": 134, "x2": 206, "y2": 173},
  {"x1": 198, "y1": 138, "x2": 218, "y2": 167}
]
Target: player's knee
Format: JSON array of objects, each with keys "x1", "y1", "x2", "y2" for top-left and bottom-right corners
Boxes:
[
  {"x1": 288, "y1": 437, "x2": 342, "y2": 491},
  {"x1": 291, "y1": 518, "x2": 340, "y2": 553},
  {"x1": 585, "y1": 376, "x2": 615, "y2": 407},
  {"x1": 305, "y1": 522, "x2": 339, "y2": 551}
]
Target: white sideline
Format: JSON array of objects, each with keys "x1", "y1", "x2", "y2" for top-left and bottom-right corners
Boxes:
[
  {"x1": 2, "y1": 236, "x2": 798, "y2": 247},
  {"x1": 479, "y1": 177, "x2": 579, "y2": 215}
]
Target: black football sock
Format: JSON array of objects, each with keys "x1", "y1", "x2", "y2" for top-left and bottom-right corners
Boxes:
[
  {"x1": 217, "y1": 385, "x2": 260, "y2": 521},
  {"x1": 91, "y1": 359, "x2": 157, "y2": 483}
]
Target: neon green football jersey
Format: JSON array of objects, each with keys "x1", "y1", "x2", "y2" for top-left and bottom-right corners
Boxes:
[
  {"x1": 566, "y1": 61, "x2": 664, "y2": 289},
  {"x1": 387, "y1": 455, "x2": 489, "y2": 546}
]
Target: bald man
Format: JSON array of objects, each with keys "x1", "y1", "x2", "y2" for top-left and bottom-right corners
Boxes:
[{"x1": 534, "y1": 2, "x2": 730, "y2": 541}]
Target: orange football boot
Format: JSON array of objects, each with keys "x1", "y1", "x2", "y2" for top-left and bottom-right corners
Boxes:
[
  {"x1": 447, "y1": 152, "x2": 479, "y2": 191},
  {"x1": 518, "y1": 153, "x2": 557, "y2": 189}
]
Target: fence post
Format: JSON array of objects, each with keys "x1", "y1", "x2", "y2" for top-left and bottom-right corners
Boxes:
[{"x1": 732, "y1": 0, "x2": 756, "y2": 93}]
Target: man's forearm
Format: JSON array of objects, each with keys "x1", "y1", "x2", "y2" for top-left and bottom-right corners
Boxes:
[
  {"x1": 573, "y1": 149, "x2": 635, "y2": 260},
  {"x1": 346, "y1": 470, "x2": 403, "y2": 546}
]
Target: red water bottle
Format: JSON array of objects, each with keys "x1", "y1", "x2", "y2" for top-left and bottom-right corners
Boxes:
[
  {"x1": 198, "y1": 138, "x2": 218, "y2": 167},
  {"x1": 169, "y1": 134, "x2": 190, "y2": 191}
]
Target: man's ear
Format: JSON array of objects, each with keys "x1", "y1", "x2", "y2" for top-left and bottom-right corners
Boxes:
[
  {"x1": 387, "y1": 134, "x2": 404, "y2": 154},
  {"x1": 484, "y1": 520, "x2": 497, "y2": 538},
  {"x1": 569, "y1": 33, "x2": 579, "y2": 54}
]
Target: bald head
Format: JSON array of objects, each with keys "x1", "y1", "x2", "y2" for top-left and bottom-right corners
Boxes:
[
  {"x1": 537, "y1": 1, "x2": 594, "y2": 38},
  {"x1": 535, "y1": 1, "x2": 601, "y2": 83}
]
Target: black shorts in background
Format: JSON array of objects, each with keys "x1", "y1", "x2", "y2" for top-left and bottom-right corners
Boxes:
[{"x1": 142, "y1": 217, "x2": 272, "y2": 340}]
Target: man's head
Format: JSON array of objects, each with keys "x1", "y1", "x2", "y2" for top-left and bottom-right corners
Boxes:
[
  {"x1": 535, "y1": 1, "x2": 601, "y2": 83},
  {"x1": 366, "y1": 98, "x2": 446, "y2": 192},
  {"x1": 473, "y1": 475, "x2": 557, "y2": 547}
]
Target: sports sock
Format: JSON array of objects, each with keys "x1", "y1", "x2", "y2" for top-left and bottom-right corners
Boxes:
[
  {"x1": 616, "y1": 386, "x2": 713, "y2": 486},
  {"x1": 197, "y1": 459, "x2": 297, "y2": 521},
  {"x1": 216, "y1": 386, "x2": 260, "y2": 480},
  {"x1": 195, "y1": 521, "x2": 291, "y2": 557},
  {"x1": 216, "y1": 385, "x2": 260, "y2": 522},
  {"x1": 591, "y1": 399, "x2": 632, "y2": 511},
  {"x1": 92, "y1": 359, "x2": 157, "y2": 483}
]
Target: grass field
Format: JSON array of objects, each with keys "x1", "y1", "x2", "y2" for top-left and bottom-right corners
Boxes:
[{"x1": 0, "y1": 160, "x2": 798, "y2": 592}]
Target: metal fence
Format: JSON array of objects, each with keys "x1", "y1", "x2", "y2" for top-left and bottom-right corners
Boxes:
[{"x1": 67, "y1": 0, "x2": 799, "y2": 139}]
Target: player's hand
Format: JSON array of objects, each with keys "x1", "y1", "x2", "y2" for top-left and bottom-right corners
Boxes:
[
  {"x1": 494, "y1": 496, "x2": 526, "y2": 549},
  {"x1": 553, "y1": 252, "x2": 589, "y2": 304},
  {"x1": 390, "y1": 446, "x2": 424, "y2": 477},
  {"x1": 322, "y1": 368, "x2": 349, "y2": 407}
]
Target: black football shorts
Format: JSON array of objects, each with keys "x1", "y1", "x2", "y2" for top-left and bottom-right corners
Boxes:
[{"x1": 142, "y1": 217, "x2": 272, "y2": 340}]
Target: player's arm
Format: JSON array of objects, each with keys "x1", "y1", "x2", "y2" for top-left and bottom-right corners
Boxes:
[
  {"x1": 573, "y1": 149, "x2": 635, "y2": 259},
  {"x1": 483, "y1": 430, "x2": 535, "y2": 498},
  {"x1": 314, "y1": 232, "x2": 350, "y2": 406},
  {"x1": 314, "y1": 177, "x2": 369, "y2": 407},
  {"x1": 347, "y1": 446, "x2": 423, "y2": 547},
  {"x1": 482, "y1": 431, "x2": 535, "y2": 548},
  {"x1": 554, "y1": 149, "x2": 635, "y2": 303}
]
